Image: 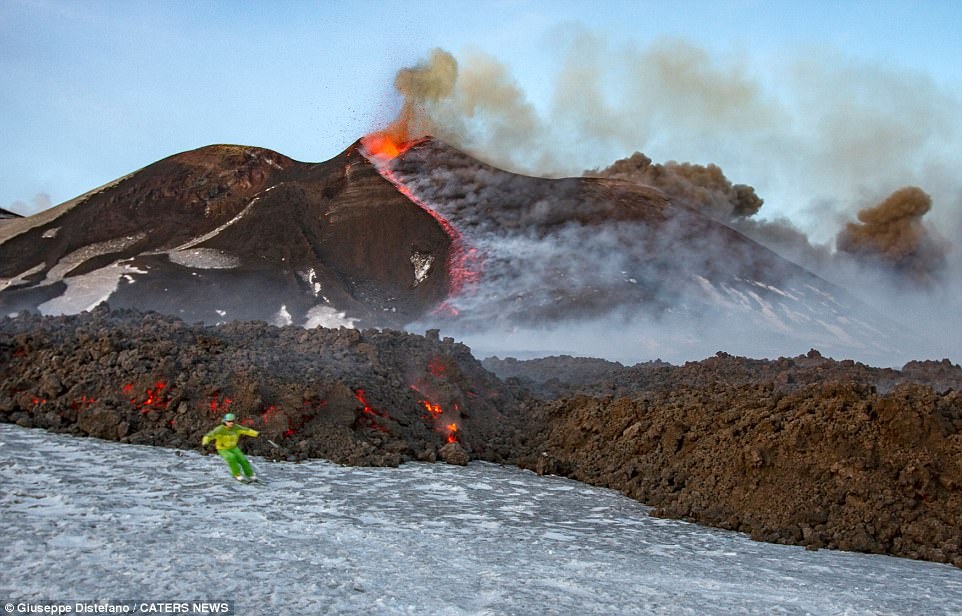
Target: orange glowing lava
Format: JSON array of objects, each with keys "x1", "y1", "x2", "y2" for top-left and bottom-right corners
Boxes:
[
  {"x1": 354, "y1": 389, "x2": 391, "y2": 433},
  {"x1": 361, "y1": 130, "x2": 417, "y2": 160},
  {"x1": 129, "y1": 381, "x2": 169, "y2": 414},
  {"x1": 421, "y1": 400, "x2": 444, "y2": 417},
  {"x1": 209, "y1": 395, "x2": 234, "y2": 416},
  {"x1": 363, "y1": 133, "x2": 399, "y2": 158},
  {"x1": 414, "y1": 388, "x2": 461, "y2": 443}
]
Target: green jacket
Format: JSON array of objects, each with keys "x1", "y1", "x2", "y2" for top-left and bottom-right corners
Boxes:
[{"x1": 202, "y1": 424, "x2": 259, "y2": 450}]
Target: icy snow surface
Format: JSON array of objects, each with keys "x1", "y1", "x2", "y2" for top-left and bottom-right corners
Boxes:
[
  {"x1": 44, "y1": 234, "x2": 146, "y2": 283},
  {"x1": 167, "y1": 248, "x2": 240, "y2": 270},
  {"x1": 0, "y1": 263, "x2": 44, "y2": 294},
  {"x1": 2, "y1": 424, "x2": 960, "y2": 615}
]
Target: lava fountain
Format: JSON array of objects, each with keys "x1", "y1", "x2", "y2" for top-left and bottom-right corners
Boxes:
[{"x1": 358, "y1": 48, "x2": 479, "y2": 310}]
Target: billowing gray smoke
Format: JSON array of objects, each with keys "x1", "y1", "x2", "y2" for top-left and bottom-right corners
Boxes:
[
  {"x1": 369, "y1": 40, "x2": 962, "y2": 366},
  {"x1": 588, "y1": 156, "x2": 950, "y2": 288},
  {"x1": 369, "y1": 140, "x2": 924, "y2": 367}
]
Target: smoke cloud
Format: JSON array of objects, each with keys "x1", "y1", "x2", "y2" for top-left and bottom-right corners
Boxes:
[
  {"x1": 371, "y1": 37, "x2": 962, "y2": 365},
  {"x1": 431, "y1": 51, "x2": 550, "y2": 171},
  {"x1": 836, "y1": 187, "x2": 948, "y2": 284},
  {"x1": 6, "y1": 193, "x2": 52, "y2": 217},
  {"x1": 586, "y1": 152, "x2": 763, "y2": 222},
  {"x1": 373, "y1": 48, "x2": 458, "y2": 146}
]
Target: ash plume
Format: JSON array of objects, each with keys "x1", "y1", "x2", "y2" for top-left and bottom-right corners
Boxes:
[
  {"x1": 427, "y1": 51, "x2": 554, "y2": 173},
  {"x1": 368, "y1": 39, "x2": 962, "y2": 364},
  {"x1": 369, "y1": 48, "x2": 457, "y2": 147},
  {"x1": 380, "y1": 38, "x2": 962, "y2": 254},
  {"x1": 836, "y1": 187, "x2": 948, "y2": 284},
  {"x1": 586, "y1": 152, "x2": 763, "y2": 222}
]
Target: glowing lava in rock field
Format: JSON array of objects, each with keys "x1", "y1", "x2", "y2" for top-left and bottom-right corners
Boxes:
[{"x1": 414, "y1": 393, "x2": 460, "y2": 443}]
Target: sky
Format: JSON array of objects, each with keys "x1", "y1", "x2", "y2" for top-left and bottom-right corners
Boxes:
[{"x1": 3, "y1": 0, "x2": 962, "y2": 229}]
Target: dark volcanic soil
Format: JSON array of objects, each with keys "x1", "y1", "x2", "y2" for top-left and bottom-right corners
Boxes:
[{"x1": 2, "y1": 309, "x2": 961, "y2": 568}]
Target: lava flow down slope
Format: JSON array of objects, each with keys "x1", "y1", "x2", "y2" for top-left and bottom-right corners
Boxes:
[{"x1": 0, "y1": 137, "x2": 914, "y2": 364}]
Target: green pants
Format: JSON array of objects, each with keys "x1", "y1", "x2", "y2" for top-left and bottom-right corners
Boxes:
[{"x1": 218, "y1": 447, "x2": 253, "y2": 477}]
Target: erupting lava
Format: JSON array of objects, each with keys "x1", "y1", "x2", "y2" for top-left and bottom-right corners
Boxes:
[
  {"x1": 361, "y1": 131, "x2": 414, "y2": 160},
  {"x1": 359, "y1": 49, "x2": 480, "y2": 305},
  {"x1": 360, "y1": 47, "x2": 454, "y2": 162},
  {"x1": 360, "y1": 136, "x2": 482, "y2": 302}
]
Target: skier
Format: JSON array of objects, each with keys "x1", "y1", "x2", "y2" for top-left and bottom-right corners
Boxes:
[{"x1": 202, "y1": 413, "x2": 259, "y2": 482}]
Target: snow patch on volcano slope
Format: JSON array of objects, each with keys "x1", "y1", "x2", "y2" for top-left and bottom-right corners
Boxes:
[
  {"x1": 172, "y1": 194, "x2": 262, "y2": 252},
  {"x1": 44, "y1": 234, "x2": 147, "y2": 282},
  {"x1": 167, "y1": 248, "x2": 240, "y2": 269},
  {"x1": 37, "y1": 261, "x2": 148, "y2": 316},
  {"x1": 411, "y1": 251, "x2": 434, "y2": 286},
  {"x1": 0, "y1": 262, "x2": 45, "y2": 293}
]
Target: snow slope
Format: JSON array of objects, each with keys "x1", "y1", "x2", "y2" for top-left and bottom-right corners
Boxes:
[{"x1": 2, "y1": 424, "x2": 960, "y2": 615}]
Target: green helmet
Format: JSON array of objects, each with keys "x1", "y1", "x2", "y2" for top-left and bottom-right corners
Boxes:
[{"x1": 223, "y1": 413, "x2": 236, "y2": 423}]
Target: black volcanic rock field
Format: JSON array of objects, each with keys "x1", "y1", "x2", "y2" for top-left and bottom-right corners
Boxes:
[
  {"x1": 0, "y1": 307, "x2": 526, "y2": 467},
  {"x1": 2, "y1": 308, "x2": 961, "y2": 568}
]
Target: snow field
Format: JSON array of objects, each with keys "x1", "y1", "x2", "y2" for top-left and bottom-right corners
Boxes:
[{"x1": 2, "y1": 424, "x2": 960, "y2": 615}]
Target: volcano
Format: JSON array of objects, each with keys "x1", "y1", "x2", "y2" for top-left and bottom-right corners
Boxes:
[
  {"x1": 0, "y1": 142, "x2": 451, "y2": 328},
  {"x1": 0, "y1": 138, "x2": 913, "y2": 363}
]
